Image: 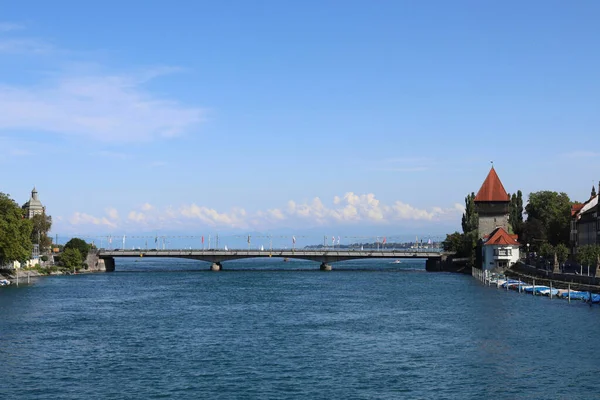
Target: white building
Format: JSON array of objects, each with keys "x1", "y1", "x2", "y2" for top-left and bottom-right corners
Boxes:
[{"x1": 482, "y1": 227, "x2": 520, "y2": 271}]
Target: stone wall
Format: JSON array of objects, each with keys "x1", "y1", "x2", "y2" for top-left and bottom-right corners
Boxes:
[
  {"x1": 85, "y1": 253, "x2": 107, "y2": 272},
  {"x1": 476, "y1": 202, "x2": 510, "y2": 238}
]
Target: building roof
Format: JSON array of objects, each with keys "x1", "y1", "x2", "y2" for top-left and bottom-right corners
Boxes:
[
  {"x1": 571, "y1": 203, "x2": 584, "y2": 217},
  {"x1": 474, "y1": 167, "x2": 510, "y2": 202},
  {"x1": 484, "y1": 227, "x2": 520, "y2": 246},
  {"x1": 575, "y1": 195, "x2": 597, "y2": 220},
  {"x1": 22, "y1": 187, "x2": 44, "y2": 211}
]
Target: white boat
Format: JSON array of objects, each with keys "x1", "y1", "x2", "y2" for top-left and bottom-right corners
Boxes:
[
  {"x1": 393, "y1": 260, "x2": 401, "y2": 264},
  {"x1": 0, "y1": 279, "x2": 10, "y2": 286}
]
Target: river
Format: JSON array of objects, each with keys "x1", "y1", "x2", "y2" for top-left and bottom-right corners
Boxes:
[{"x1": 1, "y1": 258, "x2": 599, "y2": 399}]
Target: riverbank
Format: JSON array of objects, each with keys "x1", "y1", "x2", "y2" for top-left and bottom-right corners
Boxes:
[
  {"x1": 0, "y1": 253, "x2": 107, "y2": 285},
  {"x1": 0, "y1": 267, "x2": 84, "y2": 285},
  {"x1": 472, "y1": 262, "x2": 600, "y2": 304},
  {"x1": 506, "y1": 261, "x2": 600, "y2": 292}
]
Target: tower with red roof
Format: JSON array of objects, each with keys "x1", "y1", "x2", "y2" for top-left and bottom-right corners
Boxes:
[{"x1": 474, "y1": 166, "x2": 510, "y2": 239}]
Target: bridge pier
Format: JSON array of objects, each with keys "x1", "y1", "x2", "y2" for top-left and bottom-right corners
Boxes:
[
  {"x1": 103, "y1": 257, "x2": 115, "y2": 272},
  {"x1": 320, "y1": 263, "x2": 332, "y2": 271},
  {"x1": 210, "y1": 262, "x2": 222, "y2": 271}
]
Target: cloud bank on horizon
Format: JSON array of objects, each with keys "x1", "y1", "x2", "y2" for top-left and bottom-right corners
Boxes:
[{"x1": 63, "y1": 192, "x2": 465, "y2": 234}]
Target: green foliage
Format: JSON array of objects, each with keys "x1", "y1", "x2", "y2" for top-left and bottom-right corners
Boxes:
[
  {"x1": 509, "y1": 190, "x2": 524, "y2": 238},
  {"x1": 555, "y1": 243, "x2": 569, "y2": 264},
  {"x1": 443, "y1": 232, "x2": 463, "y2": 253},
  {"x1": 461, "y1": 192, "x2": 478, "y2": 235},
  {"x1": 576, "y1": 245, "x2": 600, "y2": 267},
  {"x1": 521, "y1": 218, "x2": 545, "y2": 251},
  {"x1": 24, "y1": 264, "x2": 48, "y2": 275},
  {"x1": 60, "y1": 248, "x2": 83, "y2": 270},
  {"x1": 444, "y1": 193, "x2": 478, "y2": 264},
  {"x1": 524, "y1": 191, "x2": 572, "y2": 246},
  {"x1": 41, "y1": 255, "x2": 49, "y2": 262},
  {"x1": 539, "y1": 242, "x2": 555, "y2": 260},
  {"x1": 0, "y1": 193, "x2": 33, "y2": 265},
  {"x1": 45, "y1": 265, "x2": 60, "y2": 274},
  {"x1": 538, "y1": 242, "x2": 567, "y2": 264},
  {"x1": 64, "y1": 238, "x2": 91, "y2": 260},
  {"x1": 31, "y1": 212, "x2": 52, "y2": 252}
]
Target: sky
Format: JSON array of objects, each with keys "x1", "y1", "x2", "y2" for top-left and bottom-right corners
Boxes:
[{"x1": 1, "y1": 1, "x2": 599, "y2": 246}]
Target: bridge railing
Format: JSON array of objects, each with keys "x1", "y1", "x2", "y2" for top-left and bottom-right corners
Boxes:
[{"x1": 98, "y1": 247, "x2": 443, "y2": 253}]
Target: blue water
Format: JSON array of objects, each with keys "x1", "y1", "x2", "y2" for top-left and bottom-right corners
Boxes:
[{"x1": 1, "y1": 258, "x2": 599, "y2": 399}]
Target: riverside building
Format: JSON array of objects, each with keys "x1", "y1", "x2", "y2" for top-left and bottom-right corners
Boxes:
[
  {"x1": 474, "y1": 167, "x2": 520, "y2": 270},
  {"x1": 570, "y1": 185, "x2": 599, "y2": 256}
]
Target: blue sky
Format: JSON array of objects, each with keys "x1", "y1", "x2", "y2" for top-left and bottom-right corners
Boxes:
[{"x1": 1, "y1": 1, "x2": 599, "y2": 245}]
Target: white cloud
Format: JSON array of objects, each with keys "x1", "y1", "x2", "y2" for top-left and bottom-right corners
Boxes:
[
  {"x1": 0, "y1": 22, "x2": 24, "y2": 32},
  {"x1": 8, "y1": 148, "x2": 33, "y2": 156},
  {"x1": 128, "y1": 211, "x2": 145, "y2": 222},
  {"x1": 0, "y1": 38, "x2": 53, "y2": 54},
  {"x1": 69, "y1": 212, "x2": 117, "y2": 228},
  {"x1": 106, "y1": 208, "x2": 120, "y2": 221},
  {"x1": 62, "y1": 193, "x2": 464, "y2": 232},
  {"x1": 180, "y1": 204, "x2": 248, "y2": 228},
  {"x1": 0, "y1": 73, "x2": 205, "y2": 143}
]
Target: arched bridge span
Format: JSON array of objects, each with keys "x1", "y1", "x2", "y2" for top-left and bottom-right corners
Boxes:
[{"x1": 97, "y1": 249, "x2": 451, "y2": 271}]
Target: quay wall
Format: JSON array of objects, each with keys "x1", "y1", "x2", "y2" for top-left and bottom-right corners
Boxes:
[
  {"x1": 506, "y1": 262, "x2": 600, "y2": 291},
  {"x1": 426, "y1": 256, "x2": 471, "y2": 274}
]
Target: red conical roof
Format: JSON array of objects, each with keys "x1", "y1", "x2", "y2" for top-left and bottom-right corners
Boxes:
[{"x1": 474, "y1": 167, "x2": 509, "y2": 202}]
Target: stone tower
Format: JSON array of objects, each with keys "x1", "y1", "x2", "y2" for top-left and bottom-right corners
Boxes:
[
  {"x1": 474, "y1": 167, "x2": 510, "y2": 239},
  {"x1": 22, "y1": 187, "x2": 45, "y2": 219}
]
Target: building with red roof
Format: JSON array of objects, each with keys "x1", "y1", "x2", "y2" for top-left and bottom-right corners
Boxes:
[
  {"x1": 474, "y1": 166, "x2": 510, "y2": 240},
  {"x1": 482, "y1": 227, "x2": 521, "y2": 270}
]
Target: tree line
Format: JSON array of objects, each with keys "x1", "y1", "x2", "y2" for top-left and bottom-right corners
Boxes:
[
  {"x1": 443, "y1": 189, "x2": 598, "y2": 267},
  {"x1": 0, "y1": 192, "x2": 91, "y2": 271}
]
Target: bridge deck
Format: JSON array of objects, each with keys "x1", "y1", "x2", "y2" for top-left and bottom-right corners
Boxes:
[{"x1": 98, "y1": 249, "x2": 446, "y2": 263}]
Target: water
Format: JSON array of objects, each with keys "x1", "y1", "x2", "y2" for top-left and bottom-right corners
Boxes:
[{"x1": 1, "y1": 258, "x2": 599, "y2": 399}]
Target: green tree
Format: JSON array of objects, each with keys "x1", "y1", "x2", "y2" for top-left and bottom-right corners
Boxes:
[
  {"x1": 31, "y1": 212, "x2": 52, "y2": 252},
  {"x1": 521, "y1": 218, "x2": 545, "y2": 251},
  {"x1": 461, "y1": 192, "x2": 478, "y2": 234},
  {"x1": 442, "y1": 232, "x2": 463, "y2": 253},
  {"x1": 576, "y1": 245, "x2": 600, "y2": 268},
  {"x1": 539, "y1": 242, "x2": 554, "y2": 260},
  {"x1": 60, "y1": 248, "x2": 83, "y2": 270},
  {"x1": 64, "y1": 238, "x2": 91, "y2": 260},
  {"x1": 509, "y1": 190, "x2": 524, "y2": 237},
  {"x1": 524, "y1": 191, "x2": 572, "y2": 246},
  {"x1": 443, "y1": 193, "x2": 478, "y2": 263},
  {"x1": 0, "y1": 193, "x2": 33, "y2": 266},
  {"x1": 555, "y1": 243, "x2": 569, "y2": 264}
]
